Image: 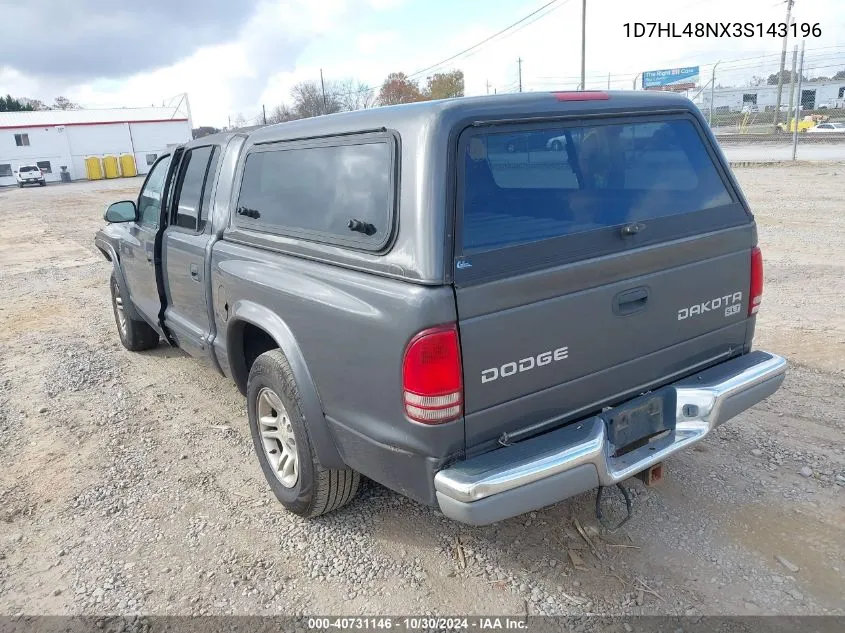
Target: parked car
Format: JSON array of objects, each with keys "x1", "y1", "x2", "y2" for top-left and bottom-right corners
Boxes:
[
  {"x1": 14, "y1": 165, "x2": 46, "y2": 187},
  {"x1": 806, "y1": 122, "x2": 845, "y2": 133},
  {"x1": 95, "y1": 92, "x2": 786, "y2": 526}
]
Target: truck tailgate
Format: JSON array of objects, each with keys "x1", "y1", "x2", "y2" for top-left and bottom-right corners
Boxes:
[{"x1": 456, "y1": 227, "x2": 754, "y2": 450}]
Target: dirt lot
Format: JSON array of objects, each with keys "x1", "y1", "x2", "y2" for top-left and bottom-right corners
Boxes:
[{"x1": 0, "y1": 164, "x2": 843, "y2": 621}]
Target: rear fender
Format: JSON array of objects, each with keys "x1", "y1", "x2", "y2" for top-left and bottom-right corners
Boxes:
[{"x1": 226, "y1": 300, "x2": 345, "y2": 470}]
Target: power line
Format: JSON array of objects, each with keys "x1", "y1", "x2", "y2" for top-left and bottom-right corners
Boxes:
[
  {"x1": 406, "y1": 0, "x2": 569, "y2": 80},
  {"x1": 452, "y1": 0, "x2": 572, "y2": 64}
]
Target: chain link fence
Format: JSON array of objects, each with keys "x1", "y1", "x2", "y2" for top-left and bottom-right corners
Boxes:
[{"x1": 702, "y1": 104, "x2": 845, "y2": 163}]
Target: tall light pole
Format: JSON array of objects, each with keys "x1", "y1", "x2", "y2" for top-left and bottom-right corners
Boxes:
[
  {"x1": 709, "y1": 61, "x2": 721, "y2": 127},
  {"x1": 773, "y1": 0, "x2": 795, "y2": 130},
  {"x1": 580, "y1": 0, "x2": 586, "y2": 91},
  {"x1": 792, "y1": 40, "x2": 805, "y2": 160},
  {"x1": 786, "y1": 45, "x2": 798, "y2": 128},
  {"x1": 632, "y1": 72, "x2": 641, "y2": 90}
]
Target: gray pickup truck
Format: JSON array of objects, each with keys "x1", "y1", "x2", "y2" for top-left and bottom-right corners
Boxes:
[{"x1": 95, "y1": 91, "x2": 786, "y2": 526}]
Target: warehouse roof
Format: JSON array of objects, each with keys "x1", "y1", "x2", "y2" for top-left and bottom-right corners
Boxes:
[{"x1": 0, "y1": 107, "x2": 188, "y2": 129}]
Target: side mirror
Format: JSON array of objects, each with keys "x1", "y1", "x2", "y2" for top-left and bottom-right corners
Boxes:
[{"x1": 104, "y1": 200, "x2": 137, "y2": 223}]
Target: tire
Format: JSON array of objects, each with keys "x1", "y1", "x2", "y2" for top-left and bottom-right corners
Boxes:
[
  {"x1": 247, "y1": 349, "x2": 360, "y2": 518},
  {"x1": 39, "y1": 181, "x2": 46, "y2": 187},
  {"x1": 110, "y1": 272, "x2": 159, "y2": 351},
  {"x1": 18, "y1": 183, "x2": 23, "y2": 188}
]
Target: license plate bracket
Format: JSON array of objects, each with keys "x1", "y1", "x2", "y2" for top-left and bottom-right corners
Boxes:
[{"x1": 604, "y1": 390, "x2": 675, "y2": 453}]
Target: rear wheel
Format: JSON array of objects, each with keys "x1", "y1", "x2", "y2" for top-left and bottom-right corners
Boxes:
[
  {"x1": 110, "y1": 272, "x2": 159, "y2": 351},
  {"x1": 39, "y1": 181, "x2": 46, "y2": 187},
  {"x1": 247, "y1": 349, "x2": 360, "y2": 518}
]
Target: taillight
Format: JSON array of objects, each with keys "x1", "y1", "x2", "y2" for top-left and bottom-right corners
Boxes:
[
  {"x1": 749, "y1": 246, "x2": 763, "y2": 315},
  {"x1": 402, "y1": 325, "x2": 463, "y2": 424},
  {"x1": 552, "y1": 91, "x2": 610, "y2": 101}
]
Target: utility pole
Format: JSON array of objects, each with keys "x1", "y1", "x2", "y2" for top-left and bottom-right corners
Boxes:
[
  {"x1": 791, "y1": 39, "x2": 805, "y2": 161},
  {"x1": 607, "y1": 72, "x2": 610, "y2": 90},
  {"x1": 262, "y1": 104, "x2": 267, "y2": 125},
  {"x1": 517, "y1": 58, "x2": 523, "y2": 92},
  {"x1": 709, "y1": 61, "x2": 721, "y2": 127},
  {"x1": 320, "y1": 68, "x2": 328, "y2": 114},
  {"x1": 227, "y1": 115, "x2": 231, "y2": 130},
  {"x1": 773, "y1": 0, "x2": 795, "y2": 131},
  {"x1": 580, "y1": 0, "x2": 587, "y2": 91},
  {"x1": 786, "y1": 46, "x2": 798, "y2": 129},
  {"x1": 486, "y1": 79, "x2": 491, "y2": 95}
]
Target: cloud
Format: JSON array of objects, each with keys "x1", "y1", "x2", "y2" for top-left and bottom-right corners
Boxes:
[
  {"x1": 355, "y1": 31, "x2": 400, "y2": 55},
  {"x1": 1, "y1": 0, "x2": 356, "y2": 125},
  {"x1": 368, "y1": 0, "x2": 405, "y2": 9},
  {"x1": 0, "y1": 0, "x2": 264, "y2": 81}
]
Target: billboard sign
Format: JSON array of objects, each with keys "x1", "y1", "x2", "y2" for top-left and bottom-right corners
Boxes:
[{"x1": 642, "y1": 66, "x2": 699, "y2": 91}]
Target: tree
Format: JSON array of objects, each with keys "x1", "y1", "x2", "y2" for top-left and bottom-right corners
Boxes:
[
  {"x1": 833, "y1": 69, "x2": 845, "y2": 80},
  {"x1": 267, "y1": 103, "x2": 298, "y2": 124},
  {"x1": 291, "y1": 79, "x2": 343, "y2": 118},
  {"x1": 52, "y1": 96, "x2": 81, "y2": 110},
  {"x1": 231, "y1": 113, "x2": 247, "y2": 129},
  {"x1": 337, "y1": 79, "x2": 377, "y2": 112},
  {"x1": 766, "y1": 70, "x2": 806, "y2": 85},
  {"x1": 748, "y1": 75, "x2": 764, "y2": 87},
  {"x1": 423, "y1": 70, "x2": 464, "y2": 100},
  {"x1": 22, "y1": 98, "x2": 47, "y2": 110},
  {"x1": 192, "y1": 126, "x2": 220, "y2": 139},
  {"x1": 378, "y1": 72, "x2": 423, "y2": 106},
  {"x1": 0, "y1": 95, "x2": 35, "y2": 112}
]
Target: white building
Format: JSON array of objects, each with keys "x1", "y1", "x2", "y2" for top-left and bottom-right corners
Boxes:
[
  {"x1": 0, "y1": 107, "x2": 192, "y2": 187},
  {"x1": 695, "y1": 79, "x2": 845, "y2": 113}
]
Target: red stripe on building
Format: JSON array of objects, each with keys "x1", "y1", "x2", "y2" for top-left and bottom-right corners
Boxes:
[{"x1": 0, "y1": 118, "x2": 189, "y2": 130}]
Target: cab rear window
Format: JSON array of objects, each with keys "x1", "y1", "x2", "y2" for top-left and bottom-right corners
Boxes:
[{"x1": 460, "y1": 118, "x2": 735, "y2": 252}]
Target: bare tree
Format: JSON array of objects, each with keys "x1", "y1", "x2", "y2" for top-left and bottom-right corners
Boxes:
[
  {"x1": 337, "y1": 79, "x2": 377, "y2": 111},
  {"x1": 267, "y1": 103, "x2": 298, "y2": 124},
  {"x1": 52, "y1": 96, "x2": 81, "y2": 110},
  {"x1": 291, "y1": 80, "x2": 342, "y2": 118},
  {"x1": 268, "y1": 76, "x2": 380, "y2": 125}
]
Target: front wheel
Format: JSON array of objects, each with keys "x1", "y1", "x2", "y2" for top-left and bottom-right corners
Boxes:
[
  {"x1": 110, "y1": 272, "x2": 159, "y2": 351},
  {"x1": 247, "y1": 349, "x2": 360, "y2": 518}
]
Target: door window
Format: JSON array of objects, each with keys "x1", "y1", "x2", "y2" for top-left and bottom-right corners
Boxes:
[
  {"x1": 138, "y1": 156, "x2": 172, "y2": 227},
  {"x1": 172, "y1": 146, "x2": 218, "y2": 232}
]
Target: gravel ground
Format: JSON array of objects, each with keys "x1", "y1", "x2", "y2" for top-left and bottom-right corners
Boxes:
[{"x1": 0, "y1": 164, "x2": 843, "y2": 620}]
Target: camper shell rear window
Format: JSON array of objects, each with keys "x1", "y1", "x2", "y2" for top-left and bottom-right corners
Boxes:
[{"x1": 458, "y1": 114, "x2": 746, "y2": 258}]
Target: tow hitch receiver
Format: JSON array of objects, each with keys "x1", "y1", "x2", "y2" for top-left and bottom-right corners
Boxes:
[{"x1": 636, "y1": 462, "x2": 665, "y2": 486}]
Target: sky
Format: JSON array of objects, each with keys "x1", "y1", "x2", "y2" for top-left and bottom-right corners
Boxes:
[{"x1": 1, "y1": 0, "x2": 843, "y2": 127}]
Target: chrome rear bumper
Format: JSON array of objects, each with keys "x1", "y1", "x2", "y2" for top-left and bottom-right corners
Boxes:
[{"x1": 435, "y1": 351, "x2": 786, "y2": 525}]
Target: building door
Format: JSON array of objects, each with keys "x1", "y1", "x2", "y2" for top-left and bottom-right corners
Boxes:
[{"x1": 801, "y1": 90, "x2": 816, "y2": 110}]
